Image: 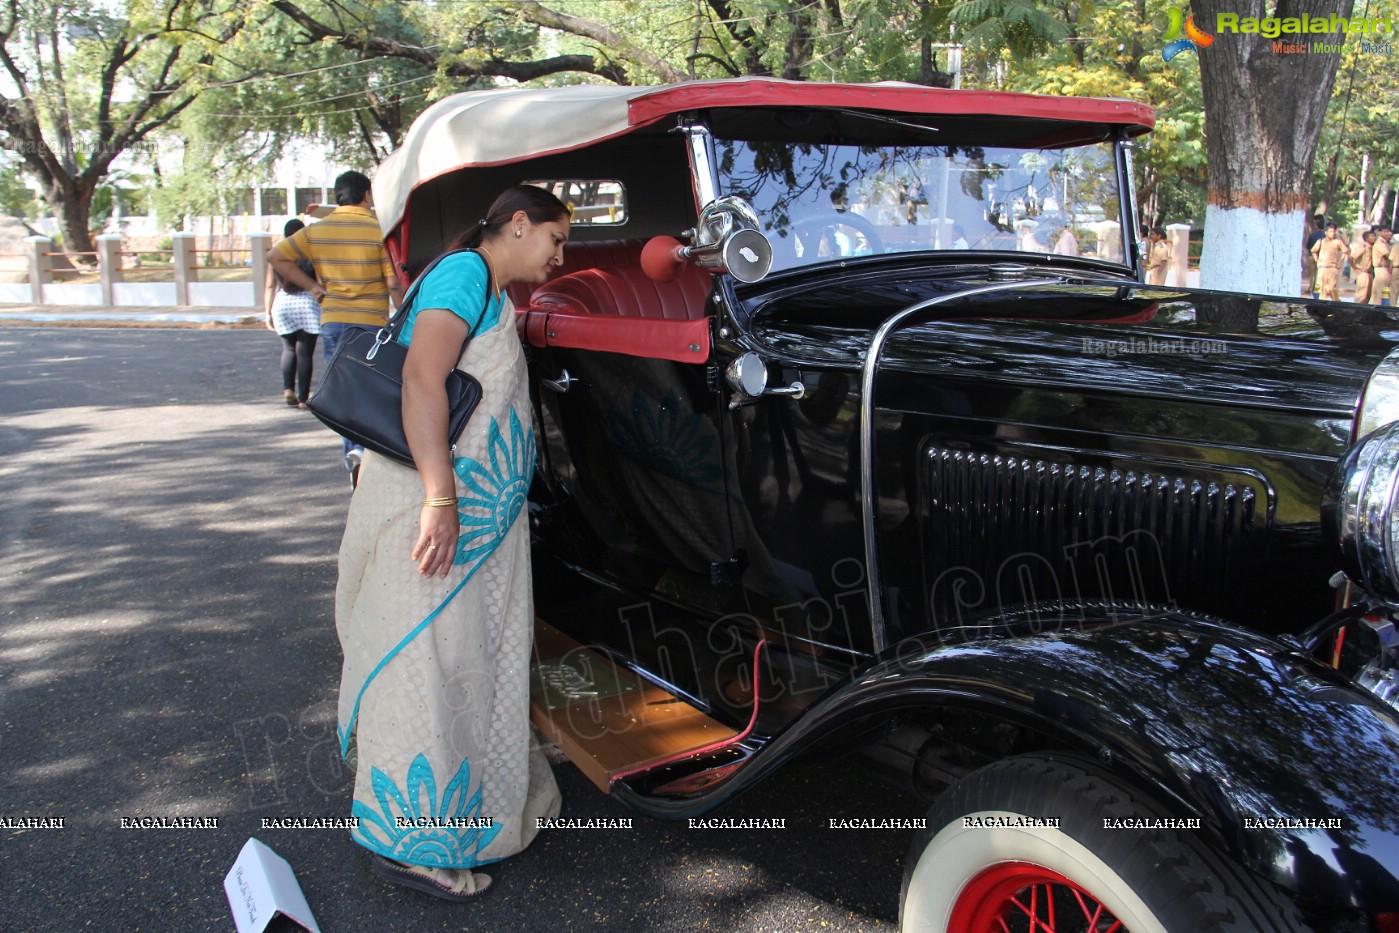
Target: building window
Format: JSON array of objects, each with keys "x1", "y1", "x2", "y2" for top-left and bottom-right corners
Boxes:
[
  {"x1": 259, "y1": 188, "x2": 289, "y2": 216},
  {"x1": 294, "y1": 187, "x2": 325, "y2": 214}
]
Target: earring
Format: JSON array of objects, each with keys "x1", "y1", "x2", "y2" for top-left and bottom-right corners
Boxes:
[{"x1": 514, "y1": 228, "x2": 522, "y2": 238}]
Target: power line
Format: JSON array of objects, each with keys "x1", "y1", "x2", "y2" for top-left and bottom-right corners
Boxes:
[
  {"x1": 194, "y1": 86, "x2": 435, "y2": 120},
  {"x1": 240, "y1": 71, "x2": 436, "y2": 111},
  {"x1": 206, "y1": 57, "x2": 397, "y2": 90}
]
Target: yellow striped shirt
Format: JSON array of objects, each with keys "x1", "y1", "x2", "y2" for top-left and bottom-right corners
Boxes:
[{"x1": 273, "y1": 205, "x2": 394, "y2": 327}]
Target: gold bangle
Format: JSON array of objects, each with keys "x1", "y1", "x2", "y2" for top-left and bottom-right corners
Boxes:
[{"x1": 423, "y1": 497, "x2": 458, "y2": 508}]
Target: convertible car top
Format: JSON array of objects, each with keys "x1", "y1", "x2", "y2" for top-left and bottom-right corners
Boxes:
[{"x1": 374, "y1": 77, "x2": 1155, "y2": 243}]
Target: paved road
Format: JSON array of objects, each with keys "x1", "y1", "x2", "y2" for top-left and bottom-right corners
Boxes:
[{"x1": 0, "y1": 327, "x2": 919, "y2": 932}]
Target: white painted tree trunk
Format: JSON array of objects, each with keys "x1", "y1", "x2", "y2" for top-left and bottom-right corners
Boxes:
[
  {"x1": 1199, "y1": 205, "x2": 1303, "y2": 297},
  {"x1": 1193, "y1": 0, "x2": 1351, "y2": 299}
]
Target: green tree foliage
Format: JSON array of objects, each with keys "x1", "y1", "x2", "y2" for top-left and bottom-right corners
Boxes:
[
  {"x1": 148, "y1": 3, "x2": 444, "y2": 225},
  {"x1": 0, "y1": 155, "x2": 37, "y2": 218},
  {"x1": 0, "y1": 0, "x2": 246, "y2": 257},
  {"x1": 954, "y1": 0, "x2": 1207, "y2": 228},
  {"x1": 950, "y1": 0, "x2": 1066, "y2": 59},
  {"x1": 1314, "y1": 41, "x2": 1399, "y2": 230},
  {"x1": 260, "y1": 1, "x2": 965, "y2": 91},
  {"x1": 266, "y1": 0, "x2": 630, "y2": 83},
  {"x1": 701, "y1": 0, "x2": 960, "y2": 84}
]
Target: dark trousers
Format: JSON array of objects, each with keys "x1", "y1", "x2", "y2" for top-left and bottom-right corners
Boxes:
[
  {"x1": 320, "y1": 322, "x2": 370, "y2": 469},
  {"x1": 279, "y1": 330, "x2": 319, "y2": 401}
]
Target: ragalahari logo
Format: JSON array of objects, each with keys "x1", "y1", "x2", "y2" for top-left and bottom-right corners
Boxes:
[{"x1": 1163, "y1": 7, "x2": 1215, "y2": 60}]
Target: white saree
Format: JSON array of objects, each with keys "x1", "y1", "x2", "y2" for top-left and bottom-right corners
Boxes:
[{"x1": 334, "y1": 306, "x2": 560, "y2": 868}]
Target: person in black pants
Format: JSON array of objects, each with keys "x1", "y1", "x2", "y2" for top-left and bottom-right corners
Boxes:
[{"x1": 263, "y1": 219, "x2": 322, "y2": 407}]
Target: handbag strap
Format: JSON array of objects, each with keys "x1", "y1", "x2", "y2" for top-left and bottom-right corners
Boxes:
[{"x1": 374, "y1": 248, "x2": 491, "y2": 363}]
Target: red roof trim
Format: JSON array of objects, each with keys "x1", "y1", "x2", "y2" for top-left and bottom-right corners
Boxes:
[{"x1": 627, "y1": 79, "x2": 1155, "y2": 135}]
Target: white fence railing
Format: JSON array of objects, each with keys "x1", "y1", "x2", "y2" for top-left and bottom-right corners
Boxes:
[{"x1": 8, "y1": 232, "x2": 273, "y2": 310}]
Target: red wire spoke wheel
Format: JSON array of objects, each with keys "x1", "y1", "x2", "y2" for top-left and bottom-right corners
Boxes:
[
  {"x1": 950, "y1": 862, "x2": 1123, "y2": 932},
  {"x1": 900, "y1": 755, "x2": 1308, "y2": 933}
]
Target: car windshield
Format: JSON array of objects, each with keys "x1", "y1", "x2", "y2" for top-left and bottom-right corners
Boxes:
[{"x1": 714, "y1": 137, "x2": 1125, "y2": 274}]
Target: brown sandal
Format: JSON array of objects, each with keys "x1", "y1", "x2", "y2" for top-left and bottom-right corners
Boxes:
[{"x1": 371, "y1": 857, "x2": 492, "y2": 902}]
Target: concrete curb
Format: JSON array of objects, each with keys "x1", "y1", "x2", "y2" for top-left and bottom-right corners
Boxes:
[{"x1": 0, "y1": 302, "x2": 263, "y2": 328}]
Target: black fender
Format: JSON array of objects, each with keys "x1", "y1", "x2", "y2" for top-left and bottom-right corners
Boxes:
[{"x1": 613, "y1": 606, "x2": 1399, "y2": 910}]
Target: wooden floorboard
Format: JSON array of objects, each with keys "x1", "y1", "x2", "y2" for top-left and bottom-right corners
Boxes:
[{"x1": 530, "y1": 620, "x2": 738, "y2": 792}]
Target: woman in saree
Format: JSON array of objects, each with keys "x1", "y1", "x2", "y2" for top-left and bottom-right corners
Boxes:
[{"x1": 335, "y1": 184, "x2": 571, "y2": 901}]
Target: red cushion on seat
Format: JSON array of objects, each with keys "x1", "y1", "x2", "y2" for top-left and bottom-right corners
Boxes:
[
  {"x1": 522, "y1": 309, "x2": 711, "y2": 364},
  {"x1": 506, "y1": 238, "x2": 648, "y2": 308},
  {"x1": 528, "y1": 264, "x2": 713, "y2": 322}
]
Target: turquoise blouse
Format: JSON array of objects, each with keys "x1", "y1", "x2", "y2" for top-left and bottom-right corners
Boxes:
[{"x1": 394, "y1": 251, "x2": 503, "y2": 347}]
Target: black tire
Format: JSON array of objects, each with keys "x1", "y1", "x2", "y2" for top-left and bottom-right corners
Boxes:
[{"x1": 900, "y1": 754, "x2": 1309, "y2": 933}]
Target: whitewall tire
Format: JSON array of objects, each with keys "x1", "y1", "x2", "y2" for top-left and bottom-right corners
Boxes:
[{"x1": 900, "y1": 754, "x2": 1308, "y2": 933}]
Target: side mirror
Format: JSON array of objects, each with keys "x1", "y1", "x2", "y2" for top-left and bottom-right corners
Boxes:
[
  {"x1": 724, "y1": 351, "x2": 805, "y2": 409},
  {"x1": 725, "y1": 351, "x2": 769, "y2": 397}
]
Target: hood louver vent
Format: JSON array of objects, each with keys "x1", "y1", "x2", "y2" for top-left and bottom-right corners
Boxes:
[{"x1": 920, "y1": 446, "x2": 1273, "y2": 633}]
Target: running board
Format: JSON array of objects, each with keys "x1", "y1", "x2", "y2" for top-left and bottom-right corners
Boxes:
[{"x1": 530, "y1": 620, "x2": 738, "y2": 792}]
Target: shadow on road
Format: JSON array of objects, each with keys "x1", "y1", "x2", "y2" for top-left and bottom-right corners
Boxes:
[{"x1": 0, "y1": 329, "x2": 915, "y2": 931}]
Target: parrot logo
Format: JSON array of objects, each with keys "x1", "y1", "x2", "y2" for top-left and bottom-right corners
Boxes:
[{"x1": 1163, "y1": 7, "x2": 1214, "y2": 61}]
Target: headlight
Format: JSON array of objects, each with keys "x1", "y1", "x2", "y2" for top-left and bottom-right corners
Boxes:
[
  {"x1": 1357, "y1": 346, "x2": 1399, "y2": 439},
  {"x1": 1323, "y1": 421, "x2": 1399, "y2": 603}
]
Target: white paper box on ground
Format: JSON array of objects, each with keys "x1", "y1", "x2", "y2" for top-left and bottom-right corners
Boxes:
[{"x1": 224, "y1": 837, "x2": 322, "y2": 933}]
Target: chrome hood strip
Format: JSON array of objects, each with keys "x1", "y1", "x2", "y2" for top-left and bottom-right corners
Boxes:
[{"x1": 860, "y1": 275, "x2": 1068, "y2": 653}]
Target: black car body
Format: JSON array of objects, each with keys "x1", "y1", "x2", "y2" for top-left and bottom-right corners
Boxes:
[{"x1": 374, "y1": 77, "x2": 1399, "y2": 931}]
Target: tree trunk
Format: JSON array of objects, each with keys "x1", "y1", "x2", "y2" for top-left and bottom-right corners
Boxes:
[
  {"x1": 1193, "y1": 0, "x2": 1351, "y2": 297},
  {"x1": 781, "y1": 2, "x2": 814, "y2": 79},
  {"x1": 55, "y1": 200, "x2": 95, "y2": 258},
  {"x1": 1371, "y1": 180, "x2": 1391, "y2": 225},
  {"x1": 41, "y1": 175, "x2": 96, "y2": 259}
]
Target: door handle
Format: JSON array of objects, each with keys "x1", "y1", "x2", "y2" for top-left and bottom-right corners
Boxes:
[{"x1": 542, "y1": 369, "x2": 576, "y2": 393}]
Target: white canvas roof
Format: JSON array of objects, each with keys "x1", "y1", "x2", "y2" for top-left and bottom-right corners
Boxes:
[
  {"x1": 373, "y1": 84, "x2": 658, "y2": 237},
  {"x1": 372, "y1": 78, "x2": 1156, "y2": 237}
]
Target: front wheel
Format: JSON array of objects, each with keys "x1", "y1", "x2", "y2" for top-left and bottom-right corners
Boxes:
[{"x1": 900, "y1": 754, "x2": 1308, "y2": 932}]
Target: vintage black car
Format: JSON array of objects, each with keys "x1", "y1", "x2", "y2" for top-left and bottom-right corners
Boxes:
[{"x1": 373, "y1": 78, "x2": 1399, "y2": 931}]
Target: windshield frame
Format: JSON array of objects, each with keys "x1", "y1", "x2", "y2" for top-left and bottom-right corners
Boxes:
[{"x1": 699, "y1": 123, "x2": 1136, "y2": 277}]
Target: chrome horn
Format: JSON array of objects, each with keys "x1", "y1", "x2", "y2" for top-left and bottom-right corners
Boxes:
[{"x1": 641, "y1": 196, "x2": 774, "y2": 284}]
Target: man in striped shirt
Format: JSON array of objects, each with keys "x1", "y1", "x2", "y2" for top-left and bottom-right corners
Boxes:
[{"x1": 269, "y1": 170, "x2": 404, "y2": 484}]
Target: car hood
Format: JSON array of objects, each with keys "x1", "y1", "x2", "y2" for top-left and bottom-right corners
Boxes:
[{"x1": 743, "y1": 265, "x2": 1399, "y2": 421}]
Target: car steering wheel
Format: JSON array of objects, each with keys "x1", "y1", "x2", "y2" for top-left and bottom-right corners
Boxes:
[{"x1": 791, "y1": 212, "x2": 884, "y2": 261}]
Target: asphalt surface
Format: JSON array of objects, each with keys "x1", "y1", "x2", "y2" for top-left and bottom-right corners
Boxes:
[{"x1": 0, "y1": 324, "x2": 920, "y2": 932}]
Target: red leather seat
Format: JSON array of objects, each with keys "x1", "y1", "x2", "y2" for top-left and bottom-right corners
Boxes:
[
  {"x1": 520, "y1": 262, "x2": 714, "y2": 363},
  {"x1": 506, "y1": 238, "x2": 647, "y2": 308},
  {"x1": 527, "y1": 263, "x2": 713, "y2": 321}
]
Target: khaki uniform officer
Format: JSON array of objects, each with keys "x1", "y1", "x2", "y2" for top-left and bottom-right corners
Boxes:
[
  {"x1": 1371, "y1": 226, "x2": 1394, "y2": 306},
  {"x1": 1145, "y1": 226, "x2": 1169, "y2": 285},
  {"x1": 1352, "y1": 229, "x2": 1376, "y2": 304},
  {"x1": 1311, "y1": 222, "x2": 1348, "y2": 301},
  {"x1": 1303, "y1": 214, "x2": 1325, "y2": 296}
]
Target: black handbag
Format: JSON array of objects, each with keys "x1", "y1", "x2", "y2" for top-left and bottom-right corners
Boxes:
[{"x1": 307, "y1": 249, "x2": 487, "y2": 467}]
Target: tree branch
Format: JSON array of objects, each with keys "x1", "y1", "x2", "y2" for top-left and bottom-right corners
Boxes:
[
  {"x1": 269, "y1": 0, "x2": 629, "y2": 84},
  {"x1": 95, "y1": 37, "x2": 142, "y2": 153},
  {"x1": 507, "y1": 1, "x2": 685, "y2": 83},
  {"x1": 353, "y1": 108, "x2": 386, "y2": 162},
  {"x1": 686, "y1": 51, "x2": 740, "y2": 77},
  {"x1": 84, "y1": 91, "x2": 200, "y2": 185}
]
